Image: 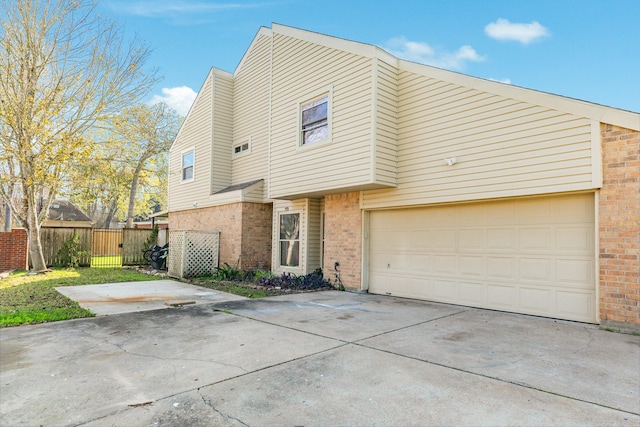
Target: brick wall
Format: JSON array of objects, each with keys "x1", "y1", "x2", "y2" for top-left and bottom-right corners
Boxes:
[
  {"x1": 241, "y1": 203, "x2": 273, "y2": 270},
  {"x1": 323, "y1": 192, "x2": 361, "y2": 290},
  {"x1": 169, "y1": 202, "x2": 272, "y2": 270},
  {"x1": 599, "y1": 124, "x2": 640, "y2": 332},
  {"x1": 0, "y1": 228, "x2": 29, "y2": 271},
  {"x1": 170, "y1": 204, "x2": 243, "y2": 267}
]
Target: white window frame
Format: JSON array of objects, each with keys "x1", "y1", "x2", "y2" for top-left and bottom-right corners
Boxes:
[
  {"x1": 181, "y1": 148, "x2": 195, "y2": 183},
  {"x1": 298, "y1": 86, "x2": 332, "y2": 148},
  {"x1": 232, "y1": 136, "x2": 252, "y2": 158},
  {"x1": 278, "y1": 211, "x2": 301, "y2": 268}
]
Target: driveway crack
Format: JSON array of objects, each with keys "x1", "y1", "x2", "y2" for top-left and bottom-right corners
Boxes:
[{"x1": 197, "y1": 388, "x2": 249, "y2": 426}]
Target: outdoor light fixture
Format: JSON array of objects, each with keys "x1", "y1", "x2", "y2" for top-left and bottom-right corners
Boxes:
[{"x1": 444, "y1": 157, "x2": 457, "y2": 166}]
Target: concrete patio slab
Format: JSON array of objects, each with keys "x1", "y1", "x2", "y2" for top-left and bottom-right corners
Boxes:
[{"x1": 56, "y1": 280, "x2": 246, "y2": 315}]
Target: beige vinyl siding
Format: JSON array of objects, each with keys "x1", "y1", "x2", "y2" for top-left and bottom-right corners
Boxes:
[
  {"x1": 232, "y1": 34, "x2": 271, "y2": 200},
  {"x1": 211, "y1": 70, "x2": 233, "y2": 193},
  {"x1": 374, "y1": 58, "x2": 398, "y2": 186},
  {"x1": 306, "y1": 198, "x2": 322, "y2": 273},
  {"x1": 168, "y1": 71, "x2": 214, "y2": 212},
  {"x1": 361, "y1": 71, "x2": 594, "y2": 209},
  {"x1": 269, "y1": 32, "x2": 377, "y2": 199}
]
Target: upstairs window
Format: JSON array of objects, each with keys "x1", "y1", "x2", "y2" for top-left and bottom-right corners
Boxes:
[
  {"x1": 301, "y1": 94, "x2": 330, "y2": 145},
  {"x1": 182, "y1": 150, "x2": 194, "y2": 181}
]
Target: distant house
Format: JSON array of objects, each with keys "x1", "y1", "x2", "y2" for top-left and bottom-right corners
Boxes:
[
  {"x1": 44, "y1": 200, "x2": 93, "y2": 228},
  {"x1": 168, "y1": 24, "x2": 640, "y2": 331}
]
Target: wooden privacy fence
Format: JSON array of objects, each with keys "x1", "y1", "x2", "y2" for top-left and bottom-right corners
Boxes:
[
  {"x1": 122, "y1": 228, "x2": 153, "y2": 265},
  {"x1": 36, "y1": 227, "x2": 154, "y2": 268},
  {"x1": 40, "y1": 227, "x2": 93, "y2": 267}
]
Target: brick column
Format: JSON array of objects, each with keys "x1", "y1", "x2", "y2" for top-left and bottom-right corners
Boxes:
[
  {"x1": 599, "y1": 124, "x2": 640, "y2": 332},
  {"x1": 323, "y1": 192, "x2": 362, "y2": 290}
]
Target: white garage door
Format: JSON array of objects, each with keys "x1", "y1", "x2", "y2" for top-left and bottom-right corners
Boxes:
[{"x1": 368, "y1": 194, "x2": 596, "y2": 323}]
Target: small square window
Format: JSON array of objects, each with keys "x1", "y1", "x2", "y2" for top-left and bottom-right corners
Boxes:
[
  {"x1": 301, "y1": 95, "x2": 329, "y2": 145},
  {"x1": 232, "y1": 138, "x2": 251, "y2": 157},
  {"x1": 182, "y1": 151, "x2": 194, "y2": 181}
]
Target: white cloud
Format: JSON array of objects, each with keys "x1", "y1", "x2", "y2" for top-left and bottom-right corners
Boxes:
[
  {"x1": 149, "y1": 86, "x2": 197, "y2": 116},
  {"x1": 384, "y1": 37, "x2": 486, "y2": 70},
  {"x1": 484, "y1": 19, "x2": 550, "y2": 45}
]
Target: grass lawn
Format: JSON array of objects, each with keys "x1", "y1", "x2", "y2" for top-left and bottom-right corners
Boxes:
[
  {"x1": 90, "y1": 255, "x2": 123, "y2": 268},
  {"x1": 0, "y1": 268, "x2": 162, "y2": 327}
]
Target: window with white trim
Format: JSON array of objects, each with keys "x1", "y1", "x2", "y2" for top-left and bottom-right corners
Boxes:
[
  {"x1": 182, "y1": 150, "x2": 194, "y2": 181},
  {"x1": 279, "y1": 213, "x2": 300, "y2": 267},
  {"x1": 300, "y1": 93, "x2": 330, "y2": 145}
]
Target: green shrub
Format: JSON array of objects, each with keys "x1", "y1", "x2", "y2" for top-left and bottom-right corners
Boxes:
[
  {"x1": 56, "y1": 233, "x2": 90, "y2": 268},
  {"x1": 142, "y1": 225, "x2": 159, "y2": 252},
  {"x1": 213, "y1": 262, "x2": 242, "y2": 281},
  {"x1": 253, "y1": 269, "x2": 276, "y2": 283}
]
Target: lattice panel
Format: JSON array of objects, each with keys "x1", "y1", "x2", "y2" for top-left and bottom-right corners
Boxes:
[
  {"x1": 167, "y1": 231, "x2": 184, "y2": 278},
  {"x1": 168, "y1": 230, "x2": 219, "y2": 279}
]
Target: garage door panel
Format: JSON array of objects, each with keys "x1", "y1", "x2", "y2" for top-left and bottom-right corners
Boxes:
[
  {"x1": 556, "y1": 227, "x2": 593, "y2": 252},
  {"x1": 459, "y1": 256, "x2": 485, "y2": 277},
  {"x1": 485, "y1": 201, "x2": 516, "y2": 225},
  {"x1": 368, "y1": 193, "x2": 596, "y2": 323},
  {"x1": 552, "y1": 195, "x2": 595, "y2": 222},
  {"x1": 519, "y1": 228, "x2": 553, "y2": 251},
  {"x1": 516, "y1": 198, "x2": 552, "y2": 223},
  {"x1": 519, "y1": 258, "x2": 552, "y2": 282},
  {"x1": 487, "y1": 228, "x2": 516, "y2": 251},
  {"x1": 409, "y1": 254, "x2": 432, "y2": 272},
  {"x1": 458, "y1": 204, "x2": 486, "y2": 225},
  {"x1": 487, "y1": 285, "x2": 517, "y2": 309},
  {"x1": 409, "y1": 230, "x2": 431, "y2": 249},
  {"x1": 459, "y1": 282, "x2": 486, "y2": 305},
  {"x1": 487, "y1": 256, "x2": 517, "y2": 279},
  {"x1": 432, "y1": 229, "x2": 456, "y2": 250},
  {"x1": 433, "y1": 255, "x2": 456, "y2": 275},
  {"x1": 459, "y1": 229, "x2": 485, "y2": 251},
  {"x1": 556, "y1": 259, "x2": 594, "y2": 286},
  {"x1": 556, "y1": 292, "x2": 593, "y2": 319},
  {"x1": 520, "y1": 287, "x2": 553, "y2": 314},
  {"x1": 433, "y1": 279, "x2": 458, "y2": 300}
]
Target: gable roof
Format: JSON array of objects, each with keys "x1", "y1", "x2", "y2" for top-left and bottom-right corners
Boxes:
[
  {"x1": 233, "y1": 23, "x2": 639, "y2": 131},
  {"x1": 48, "y1": 200, "x2": 92, "y2": 223}
]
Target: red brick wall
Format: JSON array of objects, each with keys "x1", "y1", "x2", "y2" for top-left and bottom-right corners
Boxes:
[
  {"x1": 169, "y1": 202, "x2": 272, "y2": 270},
  {"x1": 599, "y1": 124, "x2": 640, "y2": 331},
  {"x1": 323, "y1": 192, "x2": 361, "y2": 290},
  {"x1": 0, "y1": 228, "x2": 29, "y2": 271}
]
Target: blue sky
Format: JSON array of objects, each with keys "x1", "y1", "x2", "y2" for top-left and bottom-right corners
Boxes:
[{"x1": 100, "y1": 0, "x2": 640, "y2": 116}]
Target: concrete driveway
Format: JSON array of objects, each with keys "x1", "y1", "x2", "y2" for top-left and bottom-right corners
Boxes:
[{"x1": 1, "y1": 291, "x2": 638, "y2": 426}]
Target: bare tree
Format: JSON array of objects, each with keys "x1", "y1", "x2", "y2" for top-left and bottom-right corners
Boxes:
[{"x1": 0, "y1": 0, "x2": 157, "y2": 271}]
